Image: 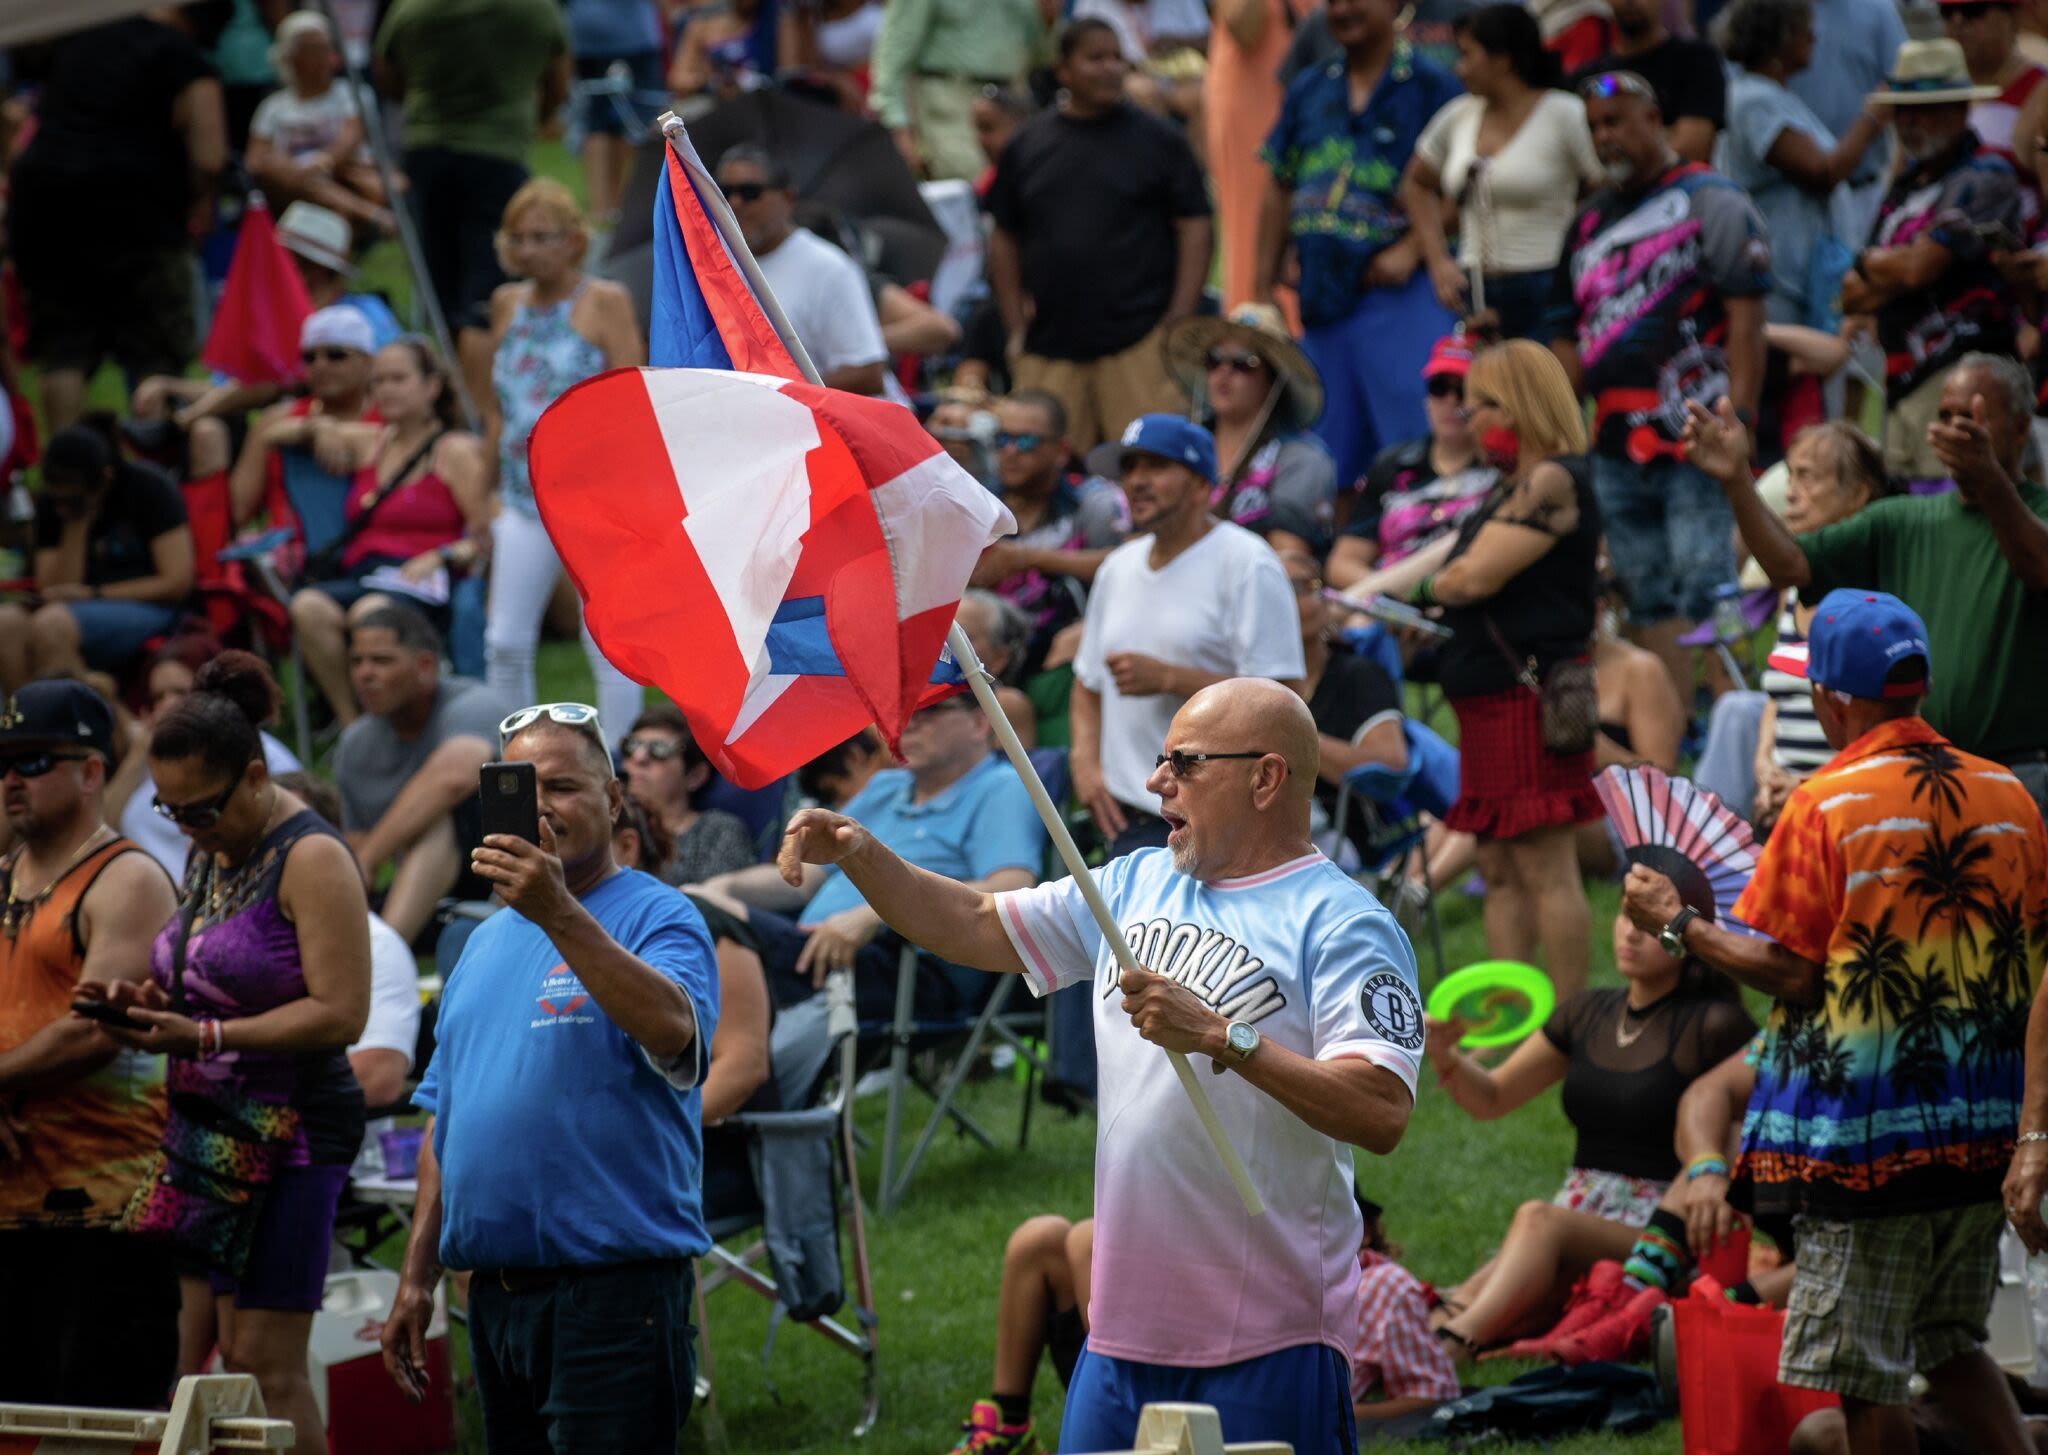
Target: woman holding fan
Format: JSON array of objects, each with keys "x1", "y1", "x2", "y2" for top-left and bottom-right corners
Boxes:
[{"x1": 1421, "y1": 765, "x2": 1760, "y2": 1364}]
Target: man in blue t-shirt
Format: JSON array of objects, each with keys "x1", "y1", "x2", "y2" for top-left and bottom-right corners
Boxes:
[
  {"x1": 694, "y1": 687, "x2": 1045, "y2": 1023},
  {"x1": 380, "y1": 703, "x2": 718, "y2": 1453}
]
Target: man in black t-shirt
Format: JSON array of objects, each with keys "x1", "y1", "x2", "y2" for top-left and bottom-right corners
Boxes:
[
  {"x1": 9, "y1": 6, "x2": 230, "y2": 432},
  {"x1": 0, "y1": 427, "x2": 194, "y2": 692},
  {"x1": 985, "y1": 18, "x2": 1213, "y2": 452},
  {"x1": 1567, "y1": 0, "x2": 1725, "y2": 161}
]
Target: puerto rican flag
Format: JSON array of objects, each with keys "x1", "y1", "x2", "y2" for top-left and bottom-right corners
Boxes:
[{"x1": 528, "y1": 126, "x2": 1012, "y2": 788}]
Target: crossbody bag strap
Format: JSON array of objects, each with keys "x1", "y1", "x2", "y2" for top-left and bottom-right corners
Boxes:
[
  {"x1": 168, "y1": 881, "x2": 200, "y2": 1013},
  {"x1": 325, "y1": 427, "x2": 448, "y2": 562},
  {"x1": 1482, "y1": 615, "x2": 1542, "y2": 694}
]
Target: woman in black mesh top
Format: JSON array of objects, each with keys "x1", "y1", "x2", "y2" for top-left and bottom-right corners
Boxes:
[{"x1": 1419, "y1": 901, "x2": 1755, "y2": 1357}]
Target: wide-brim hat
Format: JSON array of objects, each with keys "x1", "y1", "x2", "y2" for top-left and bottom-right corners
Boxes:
[
  {"x1": 276, "y1": 199, "x2": 357, "y2": 277},
  {"x1": 1873, "y1": 39, "x2": 1999, "y2": 105},
  {"x1": 1162, "y1": 303, "x2": 1325, "y2": 431}
]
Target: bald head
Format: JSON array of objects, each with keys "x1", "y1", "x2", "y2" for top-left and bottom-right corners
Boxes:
[{"x1": 1177, "y1": 678, "x2": 1320, "y2": 804}]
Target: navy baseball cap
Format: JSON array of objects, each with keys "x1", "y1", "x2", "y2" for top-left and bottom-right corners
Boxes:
[
  {"x1": 1085, "y1": 414, "x2": 1218, "y2": 484},
  {"x1": 1767, "y1": 589, "x2": 1931, "y2": 700},
  {"x1": 0, "y1": 680, "x2": 117, "y2": 760}
]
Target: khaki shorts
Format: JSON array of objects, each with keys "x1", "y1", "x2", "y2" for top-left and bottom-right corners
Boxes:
[
  {"x1": 1881, "y1": 365, "x2": 1955, "y2": 484},
  {"x1": 1012, "y1": 325, "x2": 1187, "y2": 454},
  {"x1": 1780, "y1": 1202, "x2": 2003, "y2": 1404},
  {"x1": 910, "y1": 74, "x2": 998, "y2": 185}
]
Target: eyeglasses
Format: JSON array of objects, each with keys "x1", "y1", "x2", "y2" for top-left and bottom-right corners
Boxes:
[
  {"x1": 1205, "y1": 348, "x2": 1267, "y2": 375},
  {"x1": 621, "y1": 734, "x2": 682, "y2": 761},
  {"x1": 1289, "y1": 574, "x2": 1323, "y2": 598},
  {"x1": 152, "y1": 776, "x2": 241, "y2": 829},
  {"x1": 1155, "y1": 749, "x2": 1270, "y2": 779},
  {"x1": 1578, "y1": 71, "x2": 1658, "y2": 103},
  {"x1": 722, "y1": 182, "x2": 771, "y2": 203},
  {"x1": 500, "y1": 702, "x2": 604, "y2": 742},
  {"x1": 993, "y1": 431, "x2": 1047, "y2": 451},
  {"x1": 301, "y1": 347, "x2": 355, "y2": 364},
  {"x1": 0, "y1": 750, "x2": 87, "y2": 780},
  {"x1": 1467, "y1": 392, "x2": 1501, "y2": 413},
  {"x1": 1427, "y1": 376, "x2": 1465, "y2": 400}
]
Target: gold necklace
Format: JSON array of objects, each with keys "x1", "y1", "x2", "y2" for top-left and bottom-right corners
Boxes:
[
  {"x1": 205, "y1": 788, "x2": 282, "y2": 923},
  {"x1": 1615, "y1": 1000, "x2": 1656, "y2": 1049},
  {"x1": 1, "y1": 825, "x2": 115, "y2": 940}
]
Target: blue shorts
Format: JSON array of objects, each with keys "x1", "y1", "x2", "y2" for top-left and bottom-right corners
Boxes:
[
  {"x1": 63, "y1": 599, "x2": 182, "y2": 673},
  {"x1": 572, "y1": 51, "x2": 664, "y2": 137},
  {"x1": 1058, "y1": 1341, "x2": 1357, "y2": 1455},
  {"x1": 1589, "y1": 452, "x2": 1737, "y2": 625}
]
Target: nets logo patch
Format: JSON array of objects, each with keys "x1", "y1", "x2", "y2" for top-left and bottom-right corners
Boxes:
[{"x1": 1361, "y1": 972, "x2": 1424, "y2": 1050}]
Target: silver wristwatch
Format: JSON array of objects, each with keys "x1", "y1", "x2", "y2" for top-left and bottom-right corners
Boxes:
[{"x1": 1225, "y1": 1020, "x2": 1260, "y2": 1062}]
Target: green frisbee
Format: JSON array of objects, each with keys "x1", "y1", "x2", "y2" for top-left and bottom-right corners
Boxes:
[{"x1": 1426, "y1": 961, "x2": 1556, "y2": 1048}]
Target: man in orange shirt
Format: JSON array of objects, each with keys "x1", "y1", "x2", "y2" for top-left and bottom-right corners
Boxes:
[
  {"x1": 0, "y1": 682, "x2": 180, "y2": 1406},
  {"x1": 1624, "y1": 590, "x2": 2048, "y2": 1455}
]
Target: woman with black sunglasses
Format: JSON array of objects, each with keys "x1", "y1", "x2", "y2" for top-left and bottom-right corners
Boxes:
[
  {"x1": 87, "y1": 651, "x2": 369, "y2": 1455},
  {"x1": 1146, "y1": 303, "x2": 1337, "y2": 558}
]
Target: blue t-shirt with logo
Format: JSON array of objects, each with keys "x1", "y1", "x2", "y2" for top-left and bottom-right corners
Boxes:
[
  {"x1": 799, "y1": 753, "x2": 1046, "y2": 925},
  {"x1": 415, "y1": 869, "x2": 720, "y2": 1270}
]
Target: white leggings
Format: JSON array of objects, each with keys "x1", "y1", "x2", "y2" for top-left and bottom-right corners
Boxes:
[{"x1": 485, "y1": 508, "x2": 642, "y2": 735}]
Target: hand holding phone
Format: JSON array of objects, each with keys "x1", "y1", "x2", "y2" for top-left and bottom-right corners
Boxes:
[{"x1": 71, "y1": 998, "x2": 146, "y2": 1031}]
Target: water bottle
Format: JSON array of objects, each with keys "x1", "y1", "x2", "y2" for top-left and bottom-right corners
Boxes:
[{"x1": 1711, "y1": 582, "x2": 1745, "y2": 644}]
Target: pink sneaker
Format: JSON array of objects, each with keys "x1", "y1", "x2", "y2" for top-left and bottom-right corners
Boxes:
[{"x1": 948, "y1": 1401, "x2": 1040, "y2": 1455}]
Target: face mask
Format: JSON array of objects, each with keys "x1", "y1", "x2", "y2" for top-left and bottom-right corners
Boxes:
[{"x1": 1480, "y1": 424, "x2": 1521, "y2": 473}]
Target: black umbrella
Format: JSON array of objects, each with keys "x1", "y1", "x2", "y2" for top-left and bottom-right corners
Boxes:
[{"x1": 601, "y1": 88, "x2": 948, "y2": 332}]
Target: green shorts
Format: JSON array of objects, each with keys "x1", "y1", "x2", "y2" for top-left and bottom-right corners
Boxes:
[{"x1": 1780, "y1": 1203, "x2": 2003, "y2": 1405}]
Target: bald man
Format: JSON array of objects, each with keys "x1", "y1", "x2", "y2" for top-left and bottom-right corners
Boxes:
[{"x1": 779, "y1": 678, "x2": 1423, "y2": 1455}]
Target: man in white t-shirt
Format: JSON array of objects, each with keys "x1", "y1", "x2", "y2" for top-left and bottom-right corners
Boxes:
[
  {"x1": 716, "y1": 143, "x2": 891, "y2": 398},
  {"x1": 1071, "y1": 414, "x2": 1304, "y2": 857},
  {"x1": 777, "y1": 676, "x2": 1419, "y2": 1454}
]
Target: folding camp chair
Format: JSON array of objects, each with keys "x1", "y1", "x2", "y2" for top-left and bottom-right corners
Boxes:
[
  {"x1": 1676, "y1": 583, "x2": 1778, "y2": 693},
  {"x1": 1332, "y1": 718, "x2": 1460, "y2": 985},
  {"x1": 698, "y1": 970, "x2": 881, "y2": 1437}
]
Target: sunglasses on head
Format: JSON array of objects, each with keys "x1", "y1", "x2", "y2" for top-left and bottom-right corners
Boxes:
[
  {"x1": 500, "y1": 702, "x2": 603, "y2": 742},
  {"x1": 0, "y1": 750, "x2": 87, "y2": 780},
  {"x1": 301, "y1": 347, "x2": 355, "y2": 364},
  {"x1": 621, "y1": 734, "x2": 682, "y2": 762},
  {"x1": 1205, "y1": 348, "x2": 1267, "y2": 375},
  {"x1": 1154, "y1": 749, "x2": 1269, "y2": 779},
  {"x1": 993, "y1": 430, "x2": 1047, "y2": 451},
  {"x1": 1427, "y1": 376, "x2": 1465, "y2": 400},
  {"x1": 152, "y1": 775, "x2": 240, "y2": 829},
  {"x1": 1578, "y1": 70, "x2": 1658, "y2": 103},
  {"x1": 722, "y1": 182, "x2": 772, "y2": 203}
]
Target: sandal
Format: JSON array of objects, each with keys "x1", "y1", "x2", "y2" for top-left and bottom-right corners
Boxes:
[{"x1": 1436, "y1": 1325, "x2": 1482, "y2": 1362}]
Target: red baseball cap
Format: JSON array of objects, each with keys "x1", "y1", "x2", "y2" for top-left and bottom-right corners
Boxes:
[{"x1": 1422, "y1": 334, "x2": 1475, "y2": 380}]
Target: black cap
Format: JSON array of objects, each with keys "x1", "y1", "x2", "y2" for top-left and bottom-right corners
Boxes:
[{"x1": 0, "y1": 681, "x2": 116, "y2": 761}]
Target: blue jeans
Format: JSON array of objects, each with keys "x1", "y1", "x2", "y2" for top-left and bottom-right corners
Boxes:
[
  {"x1": 1303, "y1": 272, "x2": 1456, "y2": 491},
  {"x1": 1479, "y1": 267, "x2": 1557, "y2": 342},
  {"x1": 1589, "y1": 453, "x2": 1737, "y2": 625},
  {"x1": 64, "y1": 599, "x2": 181, "y2": 673},
  {"x1": 1696, "y1": 689, "x2": 1768, "y2": 825},
  {"x1": 1060, "y1": 1341, "x2": 1357, "y2": 1455},
  {"x1": 469, "y1": 1260, "x2": 696, "y2": 1455}
]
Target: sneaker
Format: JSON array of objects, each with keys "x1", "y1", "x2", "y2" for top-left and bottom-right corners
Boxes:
[
  {"x1": 1542, "y1": 1259, "x2": 1632, "y2": 1346},
  {"x1": 1551, "y1": 1284, "x2": 1666, "y2": 1365},
  {"x1": 948, "y1": 1401, "x2": 1039, "y2": 1455}
]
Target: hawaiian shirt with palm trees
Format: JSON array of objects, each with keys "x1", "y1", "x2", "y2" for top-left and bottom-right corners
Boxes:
[{"x1": 1731, "y1": 717, "x2": 2048, "y2": 1219}]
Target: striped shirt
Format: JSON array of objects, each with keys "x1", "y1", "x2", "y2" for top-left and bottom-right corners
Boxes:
[{"x1": 1762, "y1": 598, "x2": 1830, "y2": 771}]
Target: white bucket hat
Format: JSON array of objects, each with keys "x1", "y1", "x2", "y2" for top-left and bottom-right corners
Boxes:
[{"x1": 276, "y1": 200, "x2": 355, "y2": 276}]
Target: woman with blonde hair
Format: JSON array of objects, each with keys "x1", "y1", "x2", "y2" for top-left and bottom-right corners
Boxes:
[
  {"x1": 1413, "y1": 339, "x2": 1601, "y2": 995},
  {"x1": 483, "y1": 178, "x2": 646, "y2": 733}
]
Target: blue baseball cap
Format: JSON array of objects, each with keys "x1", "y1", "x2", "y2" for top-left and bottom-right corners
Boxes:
[
  {"x1": 1767, "y1": 589, "x2": 1932, "y2": 700},
  {"x1": 1085, "y1": 414, "x2": 1217, "y2": 484}
]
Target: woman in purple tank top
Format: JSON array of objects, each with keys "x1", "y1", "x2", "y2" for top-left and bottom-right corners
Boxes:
[{"x1": 94, "y1": 652, "x2": 369, "y2": 1454}]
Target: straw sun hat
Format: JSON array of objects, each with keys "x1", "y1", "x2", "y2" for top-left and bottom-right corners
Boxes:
[
  {"x1": 1871, "y1": 39, "x2": 1999, "y2": 105},
  {"x1": 1162, "y1": 303, "x2": 1325, "y2": 432}
]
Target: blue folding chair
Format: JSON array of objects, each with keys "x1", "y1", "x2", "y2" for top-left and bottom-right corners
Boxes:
[{"x1": 1334, "y1": 719, "x2": 1458, "y2": 984}]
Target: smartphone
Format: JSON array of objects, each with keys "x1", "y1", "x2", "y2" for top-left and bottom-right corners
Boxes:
[
  {"x1": 478, "y1": 760, "x2": 540, "y2": 844},
  {"x1": 71, "y1": 998, "x2": 145, "y2": 1030}
]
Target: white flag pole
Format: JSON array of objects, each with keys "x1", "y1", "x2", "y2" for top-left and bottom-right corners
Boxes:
[{"x1": 658, "y1": 115, "x2": 1264, "y2": 1217}]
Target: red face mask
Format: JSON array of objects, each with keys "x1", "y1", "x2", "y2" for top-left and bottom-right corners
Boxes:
[{"x1": 1480, "y1": 424, "x2": 1520, "y2": 473}]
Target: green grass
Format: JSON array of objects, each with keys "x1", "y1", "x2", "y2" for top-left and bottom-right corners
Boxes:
[{"x1": 411, "y1": 642, "x2": 1682, "y2": 1455}]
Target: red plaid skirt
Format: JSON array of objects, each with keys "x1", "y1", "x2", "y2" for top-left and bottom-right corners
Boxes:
[{"x1": 1442, "y1": 684, "x2": 1602, "y2": 841}]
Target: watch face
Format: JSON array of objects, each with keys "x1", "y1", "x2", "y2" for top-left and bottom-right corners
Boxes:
[{"x1": 1227, "y1": 1021, "x2": 1258, "y2": 1056}]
